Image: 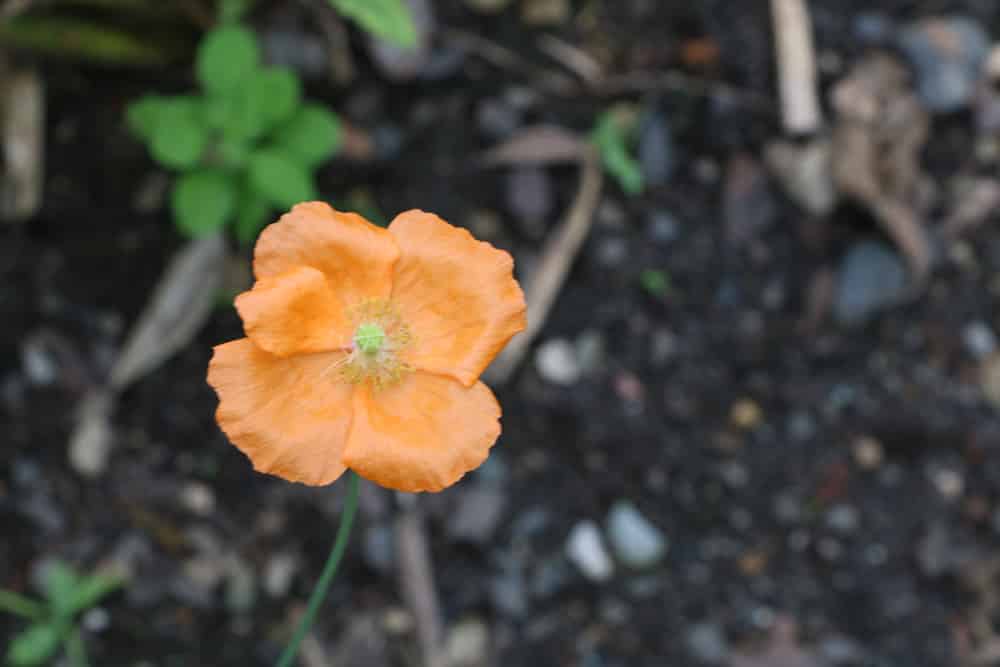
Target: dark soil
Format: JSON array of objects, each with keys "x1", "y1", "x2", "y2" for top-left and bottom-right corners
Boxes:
[{"x1": 5, "y1": 1, "x2": 1000, "y2": 666}]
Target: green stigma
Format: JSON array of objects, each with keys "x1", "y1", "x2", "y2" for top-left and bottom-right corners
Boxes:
[{"x1": 354, "y1": 323, "x2": 385, "y2": 355}]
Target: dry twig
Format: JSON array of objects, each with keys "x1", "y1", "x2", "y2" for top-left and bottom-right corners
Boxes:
[{"x1": 771, "y1": 0, "x2": 823, "y2": 134}]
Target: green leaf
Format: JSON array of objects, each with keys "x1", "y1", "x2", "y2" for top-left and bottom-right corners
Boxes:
[
  {"x1": 248, "y1": 149, "x2": 316, "y2": 209},
  {"x1": 171, "y1": 170, "x2": 238, "y2": 237},
  {"x1": 270, "y1": 105, "x2": 342, "y2": 168},
  {"x1": 196, "y1": 25, "x2": 259, "y2": 96},
  {"x1": 126, "y1": 94, "x2": 169, "y2": 141},
  {"x1": 235, "y1": 188, "x2": 271, "y2": 244},
  {"x1": 66, "y1": 574, "x2": 123, "y2": 616},
  {"x1": 43, "y1": 561, "x2": 80, "y2": 617},
  {"x1": 253, "y1": 68, "x2": 301, "y2": 129},
  {"x1": 6, "y1": 623, "x2": 61, "y2": 666},
  {"x1": 328, "y1": 0, "x2": 417, "y2": 48},
  {"x1": 591, "y1": 108, "x2": 643, "y2": 196},
  {"x1": 229, "y1": 67, "x2": 303, "y2": 141},
  {"x1": 150, "y1": 99, "x2": 208, "y2": 169}
]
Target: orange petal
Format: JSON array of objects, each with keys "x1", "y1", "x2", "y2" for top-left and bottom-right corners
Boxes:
[
  {"x1": 235, "y1": 266, "x2": 351, "y2": 357},
  {"x1": 207, "y1": 338, "x2": 353, "y2": 486},
  {"x1": 255, "y1": 202, "x2": 399, "y2": 305},
  {"x1": 343, "y1": 372, "x2": 501, "y2": 492},
  {"x1": 388, "y1": 210, "x2": 527, "y2": 386}
]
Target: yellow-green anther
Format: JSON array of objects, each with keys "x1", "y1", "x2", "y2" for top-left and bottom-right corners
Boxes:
[{"x1": 354, "y1": 323, "x2": 385, "y2": 355}]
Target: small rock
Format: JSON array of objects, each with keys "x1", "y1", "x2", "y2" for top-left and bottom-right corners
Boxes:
[
  {"x1": 730, "y1": 399, "x2": 762, "y2": 430},
  {"x1": 852, "y1": 436, "x2": 884, "y2": 470},
  {"x1": 826, "y1": 504, "x2": 860, "y2": 534},
  {"x1": 638, "y1": 109, "x2": 674, "y2": 188},
  {"x1": 646, "y1": 211, "x2": 680, "y2": 244},
  {"x1": 445, "y1": 618, "x2": 490, "y2": 667},
  {"x1": 605, "y1": 501, "x2": 668, "y2": 569},
  {"x1": 929, "y1": 467, "x2": 964, "y2": 500},
  {"x1": 447, "y1": 487, "x2": 507, "y2": 544},
  {"x1": 593, "y1": 235, "x2": 629, "y2": 268},
  {"x1": 786, "y1": 411, "x2": 816, "y2": 442},
  {"x1": 81, "y1": 607, "x2": 110, "y2": 633},
  {"x1": 565, "y1": 521, "x2": 614, "y2": 582},
  {"x1": 963, "y1": 321, "x2": 997, "y2": 359},
  {"x1": 20, "y1": 336, "x2": 57, "y2": 385},
  {"x1": 535, "y1": 339, "x2": 581, "y2": 386},
  {"x1": 521, "y1": 0, "x2": 569, "y2": 26},
  {"x1": 179, "y1": 482, "x2": 215, "y2": 517},
  {"x1": 687, "y1": 623, "x2": 729, "y2": 664},
  {"x1": 263, "y1": 552, "x2": 298, "y2": 598},
  {"x1": 897, "y1": 16, "x2": 990, "y2": 113},
  {"x1": 834, "y1": 241, "x2": 907, "y2": 326}
]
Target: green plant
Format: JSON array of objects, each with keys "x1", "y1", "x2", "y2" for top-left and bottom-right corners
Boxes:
[
  {"x1": 639, "y1": 269, "x2": 670, "y2": 297},
  {"x1": 1, "y1": 561, "x2": 123, "y2": 667},
  {"x1": 591, "y1": 105, "x2": 644, "y2": 196},
  {"x1": 127, "y1": 23, "x2": 342, "y2": 242},
  {"x1": 328, "y1": 0, "x2": 417, "y2": 48}
]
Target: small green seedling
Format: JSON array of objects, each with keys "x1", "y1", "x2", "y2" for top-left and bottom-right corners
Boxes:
[
  {"x1": 591, "y1": 105, "x2": 644, "y2": 196},
  {"x1": 127, "y1": 22, "x2": 342, "y2": 242},
  {"x1": 1, "y1": 561, "x2": 123, "y2": 667},
  {"x1": 639, "y1": 269, "x2": 670, "y2": 297}
]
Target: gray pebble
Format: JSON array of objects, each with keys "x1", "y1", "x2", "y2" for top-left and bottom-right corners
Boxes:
[
  {"x1": 897, "y1": 16, "x2": 990, "y2": 113},
  {"x1": 605, "y1": 501, "x2": 668, "y2": 569},
  {"x1": 565, "y1": 520, "x2": 614, "y2": 582},
  {"x1": 963, "y1": 321, "x2": 997, "y2": 359},
  {"x1": 686, "y1": 623, "x2": 729, "y2": 664},
  {"x1": 535, "y1": 339, "x2": 582, "y2": 386},
  {"x1": 834, "y1": 241, "x2": 908, "y2": 326}
]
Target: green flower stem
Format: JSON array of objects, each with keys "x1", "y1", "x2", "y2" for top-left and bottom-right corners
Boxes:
[
  {"x1": 276, "y1": 472, "x2": 360, "y2": 667},
  {"x1": 0, "y1": 589, "x2": 45, "y2": 619}
]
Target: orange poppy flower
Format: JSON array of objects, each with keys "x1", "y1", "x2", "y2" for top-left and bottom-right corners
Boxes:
[{"x1": 207, "y1": 203, "x2": 527, "y2": 492}]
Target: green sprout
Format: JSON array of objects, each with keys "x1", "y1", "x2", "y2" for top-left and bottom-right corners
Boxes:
[
  {"x1": 591, "y1": 104, "x2": 644, "y2": 196},
  {"x1": 126, "y1": 22, "x2": 342, "y2": 242},
  {"x1": 639, "y1": 269, "x2": 670, "y2": 297},
  {"x1": 1, "y1": 561, "x2": 124, "y2": 667}
]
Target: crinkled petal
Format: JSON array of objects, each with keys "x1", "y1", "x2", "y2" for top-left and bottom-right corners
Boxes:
[
  {"x1": 343, "y1": 372, "x2": 501, "y2": 492},
  {"x1": 235, "y1": 266, "x2": 351, "y2": 357},
  {"x1": 254, "y1": 202, "x2": 399, "y2": 305},
  {"x1": 208, "y1": 339, "x2": 352, "y2": 486},
  {"x1": 388, "y1": 210, "x2": 527, "y2": 386}
]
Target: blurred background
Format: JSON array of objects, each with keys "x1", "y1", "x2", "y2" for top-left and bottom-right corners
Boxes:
[{"x1": 3, "y1": 0, "x2": 1000, "y2": 665}]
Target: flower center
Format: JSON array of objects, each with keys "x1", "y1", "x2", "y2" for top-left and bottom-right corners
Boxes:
[
  {"x1": 354, "y1": 323, "x2": 385, "y2": 355},
  {"x1": 336, "y1": 299, "x2": 413, "y2": 389}
]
